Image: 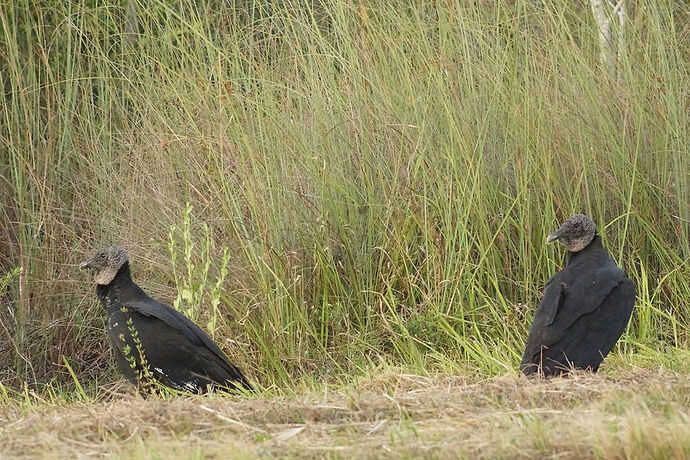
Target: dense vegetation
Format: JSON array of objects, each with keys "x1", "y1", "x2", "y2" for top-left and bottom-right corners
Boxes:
[{"x1": 0, "y1": 0, "x2": 688, "y2": 392}]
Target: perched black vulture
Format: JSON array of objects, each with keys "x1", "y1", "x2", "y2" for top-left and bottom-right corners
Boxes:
[
  {"x1": 520, "y1": 214, "x2": 636, "y2": 377},
  {"x1": 80, "y1": 246, "x2": 251, "y2": 393}
]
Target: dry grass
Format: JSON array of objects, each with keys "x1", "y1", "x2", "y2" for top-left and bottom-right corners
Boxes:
[{"x1": 2, "y1": 369, "x2": 690, "y2": 459}]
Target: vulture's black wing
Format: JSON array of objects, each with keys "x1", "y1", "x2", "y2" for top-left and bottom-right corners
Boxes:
[
  {"x1": 541, "y1": 266, "x2": 626, "y2": 344},
  {"x1": 521, "y1": 265, "x2": 630, "y2": 373},
  {"x1": 122, "y1": 291, "x2": 249, "y2": 386},
  {"x1": 557, "y1": 276, "x2": 636, "y2": 369}
]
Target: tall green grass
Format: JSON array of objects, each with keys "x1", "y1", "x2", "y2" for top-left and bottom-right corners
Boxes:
[{"x1": 0, "y1": 0, "x2": 688, "y2": 390}]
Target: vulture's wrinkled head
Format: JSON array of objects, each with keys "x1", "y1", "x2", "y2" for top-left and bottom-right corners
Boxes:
[
  {"x1": 80, "y1": 246, "x2": 129, "y2": 285},
  {"x1": 546, "y1": 214, "x2": 597, "y2": 253}
]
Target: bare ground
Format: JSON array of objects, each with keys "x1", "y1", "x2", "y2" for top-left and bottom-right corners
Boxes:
[{"x1": 2, "y1": 369, "x2": 690, "y2": 459}]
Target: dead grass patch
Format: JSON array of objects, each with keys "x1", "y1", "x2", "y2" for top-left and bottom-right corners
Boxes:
[{"x1": 2, "y1": 369, "x2": 690, "y2": 459}]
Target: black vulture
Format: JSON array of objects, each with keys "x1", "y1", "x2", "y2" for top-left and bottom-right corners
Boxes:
[
  {"x1": 80, "y1": 246, "x2": 251, "y2": 393},
  {"x1": 520, "y1": 214, "x2": 636, "y2": 377}
]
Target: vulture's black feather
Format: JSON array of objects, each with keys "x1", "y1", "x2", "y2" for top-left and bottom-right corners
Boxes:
[
  {"x1": 81, "y1": 246, "x2": 251, "y2": 393},
  {"x1": 520, "y1": 215, "x2": 636, "y2": 377}
]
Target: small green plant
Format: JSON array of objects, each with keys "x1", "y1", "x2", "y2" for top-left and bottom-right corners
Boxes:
[
  {"x1": 168, "y1": 202, "x2": 231, "y2": 338},
  {"x1": 208, "y1": 247, "x2": 232, "y2": 338},
  {"x1": 120, "y1": 315, "x2": 157, "y2": 394},
  {"x1": 0, "y1": 267, "x2": 21, "y2": 298}
]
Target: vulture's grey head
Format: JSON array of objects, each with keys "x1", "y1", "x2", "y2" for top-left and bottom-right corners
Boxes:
[
  {"x1": 546, "y1": 214, "x2": 597, "y2": 253},
  {"x1": 80, "y1": 246, "x2": 129, "y2": 285}
]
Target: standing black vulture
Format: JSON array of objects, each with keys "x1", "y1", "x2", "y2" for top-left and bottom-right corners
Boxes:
[
  {"x1": 520, "y1": 214, "x2": 636, "y2": 377},
  {"x1": 80, "y1": 246, "x2": 251, "y2": 393}
]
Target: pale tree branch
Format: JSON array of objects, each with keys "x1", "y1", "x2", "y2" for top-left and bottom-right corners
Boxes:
[
  {"x1": 590, "y1": 0, "x2": 617, "y2": 82},
  {"x1": 616, "y1": 1, "x2": 626, "y2": 85}
]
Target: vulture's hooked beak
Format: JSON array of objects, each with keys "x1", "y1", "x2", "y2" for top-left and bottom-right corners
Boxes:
[
  {"x1": 79, "y1": 259, "x2": 91, "y2": 271},
  {"x1": 546, "y1": 229, "x2": 563, "y2": 244}
]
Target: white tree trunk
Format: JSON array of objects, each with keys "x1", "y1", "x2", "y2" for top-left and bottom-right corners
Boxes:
[
  {"x1": 615, "y1": 1, "x2": 626, "y2": 85},
  {"x1": 589, "y1": 0, "x2": 625, "y2": 83}
]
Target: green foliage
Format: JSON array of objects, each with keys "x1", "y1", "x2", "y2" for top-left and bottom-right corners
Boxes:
[
  {"x1": 0, "y1": 0, "x2": 687, "y2": 390},
  {"x1": 121, "y1": 315, "x2": 157, "y2": 394},
  {"x1": 0, "y1": 267, "x2": 21, "y2": 298},
  {"x1": 168, "y1": 203, "x2": 231, "y2": 337}
]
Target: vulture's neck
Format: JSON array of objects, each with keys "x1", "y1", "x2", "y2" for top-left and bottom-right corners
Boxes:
[
  {"x1": 567, "y1": 235, "x2": 608, "y2": 265},
  {"x1": 96, "y1": 262, "x2": 134, "y2": 303}
]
